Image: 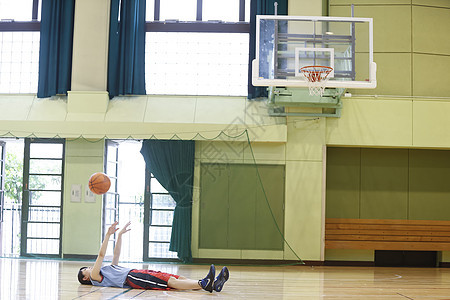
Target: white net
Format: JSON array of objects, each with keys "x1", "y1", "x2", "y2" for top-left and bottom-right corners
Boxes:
[{"x1": 300, "y1": 66, "x2": 333, "y2": 97}]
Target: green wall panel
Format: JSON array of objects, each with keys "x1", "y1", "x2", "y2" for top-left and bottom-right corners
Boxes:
[
  {"x1": 360, "y1": 148, "x2": 408, "y2": 219},
  {"x1": 327, "y1": 148, "x2": 450, "y2": 221},
  {"x1": 349, "y1": 53, "x2": 412, "y2": 96},
  {"x1": 356, "y1": 5, "x2": 411, "y2": 53},
  {"x1": 328, "y1": 5, "x2": 352, "y2": 18},
  {"x1": 413, "y1": 53, "x2": 450, "y2": 97},
  {"x1": 199, "y1": 164, "x2": 229, "y2": 249},
  {"x1": 330, "y1": 4, "x2": 411, "y2": 53},
  {"x1": 255, "y1": 165, "x2": 285, "y2": 250},
  {"x1": 413, "y1": 6, "x2": 450, "y2": 55},
  {"x1": 330, "y1": 0, "x2": 410, "y2": 4},
  {"x1": 199, "y1": 163, "x2": 285, "y2": 250},
  {"x1": 326, "y1": 147, "x2": 361, "y2": 218},
  {"x1": 371, "y1": 53, "x2": 412, "y2": 96},
  {"x1": 228, "y1": 165, "x2": 257, "y2": 249},
  {"x1": 409, "y1": 150, "x2": 450, "y2": 221},
  {"x1": 330, "y1": 2, "x2": 450, "y2": 98},
  {"x1": 413, "y1": 0, "x2": 450, "y2": 8}
]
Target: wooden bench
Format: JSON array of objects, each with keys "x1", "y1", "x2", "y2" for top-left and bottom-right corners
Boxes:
[{"x1": 325, "y1": 218, "x2": 450, "y2": 251}]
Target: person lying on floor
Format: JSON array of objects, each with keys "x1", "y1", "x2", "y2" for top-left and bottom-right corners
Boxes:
[{"x1": 77, "y1": 221, "x2": 228, "y2": 292}]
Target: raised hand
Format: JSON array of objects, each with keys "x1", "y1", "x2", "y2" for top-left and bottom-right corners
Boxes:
[
  {"x1": 107, "y1": 221, "x2": 119, "y2": 235},
  {"x1": 118, "y1": 221, "x2": 131, "y2": 235}
]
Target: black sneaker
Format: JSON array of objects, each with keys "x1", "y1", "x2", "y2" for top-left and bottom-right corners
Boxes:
[
  {"x1": 199, "y1": 264, "x2": 215, "y2": 293},
  {"x1": 213, "y1": 266, "x2": 229, "y2": 292}
]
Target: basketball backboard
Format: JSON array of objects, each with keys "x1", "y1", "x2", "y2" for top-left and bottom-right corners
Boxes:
[{"x1": 252, "y1": 15, "x2": 376, "y2": 89}]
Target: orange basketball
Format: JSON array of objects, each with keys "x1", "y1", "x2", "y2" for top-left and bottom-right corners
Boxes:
[{"x1": 88, "y1": 172, "x2": 111, "y2": 195}]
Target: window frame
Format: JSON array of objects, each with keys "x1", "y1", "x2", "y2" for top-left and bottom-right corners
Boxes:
[
  {"x1": 147, "y1": 0, "x2": 249, "y2": 33},
  {"x1": 20, "y1": 138, "x2": 65, "y2": 258},
  {"x1": 103, "y1": 140, "x2": 120, "y2": 257},
  {"x1": 145, "y1": 0, "x2": 250, "y2": 97},
  {"x1": 0, "y1": 0, "x2": 40, "y2": 31},
  {"x1": 144, "y1": 172, "x2": 178, "y2": 261},
  {"x1": 0, "y1": 0, "x2": 41, "y2": 94}
]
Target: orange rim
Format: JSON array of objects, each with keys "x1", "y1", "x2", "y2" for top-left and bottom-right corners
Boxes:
[{"x1": 300, "y1": 66, "x2": 333, "y2": 82}]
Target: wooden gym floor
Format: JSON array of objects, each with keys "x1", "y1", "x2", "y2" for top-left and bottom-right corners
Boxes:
[{"x1": 1, "y1": 258, "x2": 450, "y2": 299}]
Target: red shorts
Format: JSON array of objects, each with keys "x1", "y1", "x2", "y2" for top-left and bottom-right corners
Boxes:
[{"x1": 125, "y1": 269, "x2": 180, "y2": 290}]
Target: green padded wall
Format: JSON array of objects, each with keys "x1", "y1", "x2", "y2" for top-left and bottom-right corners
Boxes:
[
  {"x1": 360, "y1": 148, "x2": 408, "y2": 219},
  {"x1": 255, "y1": 164, "x2": 285, "y2": 249},
  {"x1": 327, "y1": 147, "x2": 450, "y2": 221},
  {"x1": 228, "y1": 165, "x2": 257, "y2": 249},
  {"x1": 409, "y1": 150, "x2": 450, "y2": 221},
  {"x1": 199, "y1": 164, "x2": 229, "y2": 249},
  {"x1": 326, "y1": 147, "x2": 361, "y2": 218},
  {"x1": 199, "y1": 163, "x2": 285, "y2": 250}
]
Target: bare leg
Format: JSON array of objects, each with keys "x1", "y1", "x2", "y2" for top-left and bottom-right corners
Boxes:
[{"x1": 167, "y1": 276, "x2": 202, "y2": 290}]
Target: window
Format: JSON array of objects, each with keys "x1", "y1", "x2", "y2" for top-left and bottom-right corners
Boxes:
[
  {"x1": 103, "y1": 141, "x2": 119, "y2": 258},
  {"x1": 145, "y1": 0, "x2": 250, "y2": 96},
  {"x1": 0, "y1": 0, "x2": 41, "y2": 21},
  {"x1": 146, "y1": 32, "x2": 248, "y2": 96},
  {"x1": 159, "y1": 0, "x2": 197, "y2": 21},
  {"x1": 0, "y1": 0, "x2": 251, "y2": 96},
  {"x1": 103, "y1": 140, "x2": 177, "y2": 261},
  {"x1": 0, "y1": 32, "x2": 40, "y2": 93},
  {"x1": 0, "y1": 0, "x2": 40, "y2": 93},
  {"x1": 22, "y1": 138, "x2": 65, "y2": 257},
  {"x1": 0, "y1": 138, "x2": 24, "y2": 257},
  {"x1": 147, "y1": 173, "x2": 177, "y2": 259},
  {"x1": 147, "y1": 0, "x2": 249, "y2": 22},
  {"x1": 203, "y1": 0, "x2": 244, "y2": 22}
]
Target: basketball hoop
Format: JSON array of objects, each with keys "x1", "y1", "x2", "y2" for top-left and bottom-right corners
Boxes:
[{"x1": 300, "y1": 66, "x2": 333, "y2": 97}]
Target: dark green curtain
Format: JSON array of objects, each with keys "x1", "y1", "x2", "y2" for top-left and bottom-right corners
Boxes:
[
  {"x1": 108, "y1": 0, "x2": 146, "y2": 99},
  {"x1": 37, "y1": 0, "x2": 75, "y2": 98},
  {"x1": 248, "y1": 0, "x2": 288, "y2": 99},
  {"x1": 140, "y1": 140, "x2": 195, "y2": 262}
]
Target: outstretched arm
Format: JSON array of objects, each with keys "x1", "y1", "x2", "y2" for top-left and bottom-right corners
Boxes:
[
  {"x1": 112, "y1": 221, "x2": 131, "y2": 265},
  {"x1": 90, "y1": 221, "x2": 119, "y2": 281}
]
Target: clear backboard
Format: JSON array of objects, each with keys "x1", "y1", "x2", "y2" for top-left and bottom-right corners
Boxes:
[{"x1": 252, "y1": 16, "x2": 376, "y2": 89}]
